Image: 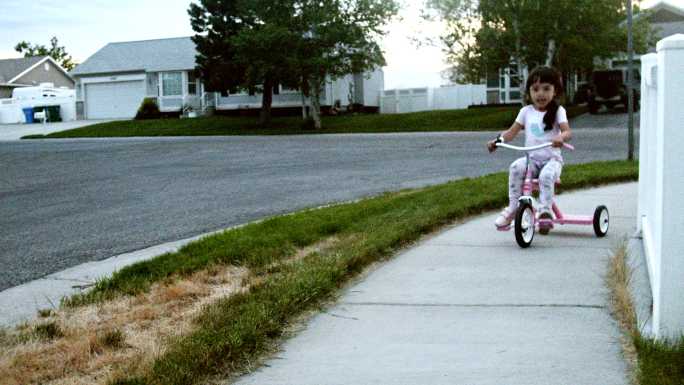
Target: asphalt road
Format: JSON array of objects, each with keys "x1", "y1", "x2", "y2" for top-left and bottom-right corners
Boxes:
[{"x1": 0, "y1": 113, "x2": 638, "y2": 291}]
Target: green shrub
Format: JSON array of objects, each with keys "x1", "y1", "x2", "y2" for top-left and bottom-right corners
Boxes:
[
  {"x1": 135, "y1": 98, "x2": 161, "y2": 120},
  {"x1": 300, "y1": 117, "x2": 316, "y2": 130},
  {"x1": 567, "y1": 105, "x2": 588, "y2": 119},
  {"x1": 34, "y1": 321, "x2": 63, "y2": 340}
]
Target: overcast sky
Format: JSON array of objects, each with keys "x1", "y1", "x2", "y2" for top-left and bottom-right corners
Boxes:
[{"x1": 0, "y1": 0, "x2": 677, "y2": 89}]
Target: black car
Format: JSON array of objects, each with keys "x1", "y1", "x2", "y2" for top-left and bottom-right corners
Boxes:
[{"x1": 587, "y1": 69, "x2": 640, "y2": 114}]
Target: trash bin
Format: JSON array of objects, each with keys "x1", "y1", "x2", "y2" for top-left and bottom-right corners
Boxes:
[
  {"x1": 33, "y1": 106, "x2": 45, "y2": 122},
  {"x1": 45, "y1": 105, "x2": 61, "y2": 122},
  {"x1": 22, "y1": 107, "x2": 34, "y2": 123},
  {"x1": 34, "y1": 106, "x2": 62, "y2": 122}
]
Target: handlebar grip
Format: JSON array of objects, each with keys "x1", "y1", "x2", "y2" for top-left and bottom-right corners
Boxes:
[{"x1": 563, "y1": 143, "x2": 575, "y2": 151}]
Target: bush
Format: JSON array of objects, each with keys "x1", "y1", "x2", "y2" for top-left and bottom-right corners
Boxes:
[
  {"x1": 566, "y1": 104, "x2": 588, "y2": 119},
  {"x1": 300, "y1": 117, "x2": 317, "y2": 130},
  {"x1": 135, "y1": 98, "x2": 161, "y2": 120}
]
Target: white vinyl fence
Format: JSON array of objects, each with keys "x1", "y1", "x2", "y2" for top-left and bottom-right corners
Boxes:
[
  {"x1": 637, "y1": 34, "x2": 684, "y2": 340},
  {"x1": 380, "y1": 84, "x2": 486, "y2": 114}
]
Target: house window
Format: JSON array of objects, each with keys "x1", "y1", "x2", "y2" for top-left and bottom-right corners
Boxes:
[
  {"x1": 187, "y1": 72, "x2": 197, "y2": 95},
  {"x1": 162, "y1": 72, "x2": 182, "y2": 96}
]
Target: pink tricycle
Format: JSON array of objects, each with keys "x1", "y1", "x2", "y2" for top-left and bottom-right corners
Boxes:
[{"x1": 495, "y1": 141, "x2": 609, "y2": 248}]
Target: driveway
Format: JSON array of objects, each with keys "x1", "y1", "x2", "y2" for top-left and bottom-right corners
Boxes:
[{"x1": 0, "y1": 120, "x2": 115, "y2": 141}]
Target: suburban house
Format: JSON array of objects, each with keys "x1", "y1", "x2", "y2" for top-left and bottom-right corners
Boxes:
[
  {"x1": 486, "y1": 1, "x2": 684, "y2": 104},
  {"x1": 0, "y1": 56, "x2": 74, "y2": 99},
  {"x1": 71, "y1": 36, "x2": 383, "y2": 120},
  {"x1": 608, "y1": 1, "x2": 684, "y2": 72}
]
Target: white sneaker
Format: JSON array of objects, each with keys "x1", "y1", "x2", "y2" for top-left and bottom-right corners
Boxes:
[{"x1": 494, "y1": 207, "x2": 515, "y2": 227}]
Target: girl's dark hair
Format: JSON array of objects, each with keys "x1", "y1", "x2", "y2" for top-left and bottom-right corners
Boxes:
[{"x1": 525, "y1": 66, "x2": 563, "y2": 131}]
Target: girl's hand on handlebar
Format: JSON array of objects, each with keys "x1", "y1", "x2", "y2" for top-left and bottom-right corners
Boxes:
[
  {"x1": 487, "y1": 140, "x2": 497, "y2": 153},
  {"x1": 551, "y1": 136, "x2": 564, "y2": 148}
]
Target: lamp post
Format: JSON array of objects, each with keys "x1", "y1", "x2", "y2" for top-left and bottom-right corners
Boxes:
[{"x1": 627, "y1": 0, "x2": 635, "y2": 160}]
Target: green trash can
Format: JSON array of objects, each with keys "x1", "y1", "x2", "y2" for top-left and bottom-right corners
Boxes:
[{"x1": 45, "y1": 105, "x2": 62, "y2": 122}]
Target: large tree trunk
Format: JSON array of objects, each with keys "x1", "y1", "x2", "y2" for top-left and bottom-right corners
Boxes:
[
  {"x1": 310, "y1": 78, "x2": 323, "y2": 130},
  {"x1": 545, "y1": 39, "x2": 556, "y2": 67},
  {"x1": 513, "y1": 18, "x2": 525, "y2": 104},
  {"x1": 301, "y1": 93, "x2": 308, "y2": 119},
  {"x1": 259, "y1": 77, "x2": 274, "y2": 126},
  {"x1": 300, "y1": 77, "x2": 311, "y2": 120}
]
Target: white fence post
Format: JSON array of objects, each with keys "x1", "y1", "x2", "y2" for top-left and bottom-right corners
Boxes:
[
  {"x1": 638, "y1": 53, "x2": 658, "y2": 302},
  {"x1": 654, "y1": 34, "x2": 684, "y2": 339},
  {"x1": 640, "y1": 34, "x2": 684, "y2": 340}
]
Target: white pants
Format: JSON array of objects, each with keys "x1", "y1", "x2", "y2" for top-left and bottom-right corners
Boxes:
[{"x1": 508, "y1": 157, "x2": 563, "y2": 213}]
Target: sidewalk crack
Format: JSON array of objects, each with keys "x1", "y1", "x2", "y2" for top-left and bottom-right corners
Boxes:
[{"x1": 341, "y1": 302, "x2": 605, "y2": 309}]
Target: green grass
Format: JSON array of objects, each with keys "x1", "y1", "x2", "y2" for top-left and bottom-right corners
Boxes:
[
  {"x1": 55, "y1": 159, "x2": 635, "y2": 385},
  {"x1": 634, "y1": 335, "x2": 684, "y2": 385},
  {"x1": 607, "y1": 240, "x2": 684, "y2": 385},
  {"x1": 24, "y1": 105, "x2": 587, "y2": 139},
  {"x1": 23, "y1": 108, "x2": 517, "y2": 138}
]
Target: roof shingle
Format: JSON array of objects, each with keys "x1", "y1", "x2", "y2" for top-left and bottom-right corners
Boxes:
[
  {"x1": 0, "y1": 56, "x2": 47, "y2": 83},
  {"x1": 70, "y1": 37, "x2": 198, "y2": 76}
]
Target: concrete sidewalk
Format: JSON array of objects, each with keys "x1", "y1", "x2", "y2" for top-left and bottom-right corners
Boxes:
[
  {"x1": 233, "y1": 183, "x2": 637, "y2": 385},
  {"x1": 0, "y1": 120, "x2": 114, "y2": 141}
]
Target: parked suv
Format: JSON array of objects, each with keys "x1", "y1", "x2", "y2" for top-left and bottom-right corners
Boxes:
[{"x1": 587, "y1": 69, "x2": 640, "y2": 114}]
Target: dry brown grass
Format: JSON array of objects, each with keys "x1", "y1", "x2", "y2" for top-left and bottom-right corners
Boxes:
[
  {"x1": 605, "y1": 242, "x2": 639, "y2": 385},
  {"x1": 0, "y1": 236, "x2": 345, "y2": 385},
  {"x1": 0, "y1": 264, "x2": 249, "y2": 385},
  {"x1": 606, "y1": 243, "x2": 638, "y2": 334}
]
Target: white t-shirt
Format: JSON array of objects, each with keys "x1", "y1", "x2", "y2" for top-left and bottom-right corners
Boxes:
[{"x1": 515, "y1": 105, "x2": 568, "y2": 162}]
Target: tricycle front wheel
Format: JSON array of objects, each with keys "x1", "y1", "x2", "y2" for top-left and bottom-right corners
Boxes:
[
  {"x1": 593, "y1": 205, "x2": 609, "y2": 237},
  {"x1": 515, "y1": 202, "x2": 535, "y2": 248}
]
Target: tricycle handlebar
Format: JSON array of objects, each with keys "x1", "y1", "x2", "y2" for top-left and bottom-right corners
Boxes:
[{"x1": 495, "y1": 142, "x2": 574, "y2": 151}]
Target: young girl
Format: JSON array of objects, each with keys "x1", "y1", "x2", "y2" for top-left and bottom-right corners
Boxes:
[{"x1": 487, "y1": 66, "x2": 572, "y2": 231}]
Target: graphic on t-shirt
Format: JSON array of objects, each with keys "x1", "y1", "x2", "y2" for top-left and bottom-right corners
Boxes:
[{"x1": 530, "y1": 122, "x2": 544, "y2": 137}]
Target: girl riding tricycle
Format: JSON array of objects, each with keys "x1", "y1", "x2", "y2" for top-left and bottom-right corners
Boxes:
[{"x1": 487, "y1": 66, "x2": 609, "y2": 248}]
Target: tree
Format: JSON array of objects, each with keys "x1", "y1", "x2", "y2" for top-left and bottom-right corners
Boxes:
[
  {"x1": 425, "y1": 0, "x2": 657, "y2": 89},
  {"x1": 189, "y1": 0, "x2": 300, "y2": 125},
  {"x1": 189, "y1": 0, "x2": 398, "y2": 128},
  {"x1": 230, "y1": 0, "x2": 303, "y2": 125},
  {"x1": 289, "y1": 0, "x2": 399, "y2": 129},
  {"x1": 423, "y1": 0, "x2": 485, "y2": 84},
  {"x1": 14, "y1": 36, "x2": 76, "y2": 71}
]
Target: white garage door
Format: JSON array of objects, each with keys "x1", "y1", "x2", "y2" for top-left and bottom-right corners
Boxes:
[{"x1": 86, "y1": 81, "x2": 145, "y2": 119}]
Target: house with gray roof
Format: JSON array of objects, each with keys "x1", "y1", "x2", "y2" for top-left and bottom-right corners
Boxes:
[
  {"x1": 608, "y1": 1, "x2": 684, "y2": 71},
  {"x1": 72, "y1": 36, "x2": 383, "y2": 120},
  {"x1": 0, "y1": 56, "x2": 74, "y2": 99},
  {"x1": 71, "y1": 37, "x2": 202, "y2": 120}
]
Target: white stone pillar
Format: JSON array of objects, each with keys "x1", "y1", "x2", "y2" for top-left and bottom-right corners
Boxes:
[
  {"x1": 654, "y1": 34, "x2": 684, "y2": 339},
  {"x1": 638, "y1": 53, "x2": 657, "y2": 235},
  {"x1": 638, "y1": 54, "x2": 659, "y2": 327}
]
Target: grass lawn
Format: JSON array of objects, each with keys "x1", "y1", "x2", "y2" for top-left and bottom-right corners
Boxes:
[
  {"x1": 23, "y1": 105, "x2": 587, "y2": 138},
  {"x1": 607, "y1": 244, "x2": 684, "y2": 385},
  {"x1": 52, "y1": 159, "x2": 633, "y2": 385},
  {"x1": 634, "y1": 335, "x2": 684, "y2": 385}
]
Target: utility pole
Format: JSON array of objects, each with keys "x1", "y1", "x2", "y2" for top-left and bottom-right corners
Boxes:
[{"x1": 627, "y1": 0, "x2": 635, "y2": 160}]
